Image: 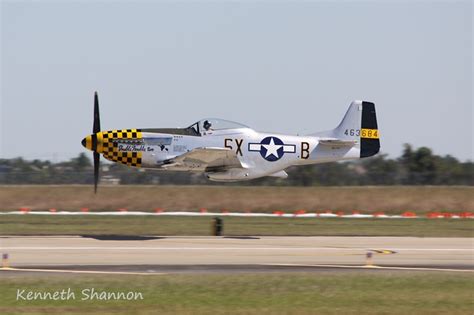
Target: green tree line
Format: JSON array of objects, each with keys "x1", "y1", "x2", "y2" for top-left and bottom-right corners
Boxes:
[{"x1": 0, "y1": 144, "x2": 472, "y2": 186}]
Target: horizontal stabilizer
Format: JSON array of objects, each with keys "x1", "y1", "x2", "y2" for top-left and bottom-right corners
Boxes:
[{"x1": 319, "y1": 139, "x2": 357, "y2": 147}]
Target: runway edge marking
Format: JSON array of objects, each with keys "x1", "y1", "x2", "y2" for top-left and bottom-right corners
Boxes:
[
  {"x1": 260, "y1": 263, "x2": 474, "y2": 273},
  {"x1": 1, "y1": 211, "x2": 472, "y2": 219},
  {"x1": 0, "y1": 267, "x2": 165, "y2": 276}
]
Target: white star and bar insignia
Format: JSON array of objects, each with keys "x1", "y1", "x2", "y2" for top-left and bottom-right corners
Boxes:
[{"x1": 248, "y1": 136, "x2": 296, "y2": 161}]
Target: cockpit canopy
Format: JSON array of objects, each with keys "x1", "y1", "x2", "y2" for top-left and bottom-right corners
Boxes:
[{"x1": 188, "y1": 118, "x2": 249, "y2": 135}]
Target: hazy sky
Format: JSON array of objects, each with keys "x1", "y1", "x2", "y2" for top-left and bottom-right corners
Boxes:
[{"x1": 1, "y1": 1, "x2": 472, "y2": 161}]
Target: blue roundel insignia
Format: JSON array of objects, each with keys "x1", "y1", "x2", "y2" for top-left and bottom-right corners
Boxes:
[{"x1": 259, "y1": 136, "x2": 284, "y2": 161}]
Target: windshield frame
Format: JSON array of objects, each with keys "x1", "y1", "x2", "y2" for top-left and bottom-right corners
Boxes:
[{"x1": 190, "y1": 118, "x2": 249, "y2": 132}]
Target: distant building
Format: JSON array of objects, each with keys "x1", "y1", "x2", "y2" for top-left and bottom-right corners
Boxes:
[{"x1": 100, "y1": 175, "x2": 120, "y2": 185}]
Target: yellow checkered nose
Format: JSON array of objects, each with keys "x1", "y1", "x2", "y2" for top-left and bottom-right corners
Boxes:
[{"x1": 81, "y1": 129, "x2": 143, "y2": 167}]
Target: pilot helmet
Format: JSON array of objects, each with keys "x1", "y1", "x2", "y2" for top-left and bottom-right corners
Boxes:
[{"x1": 203, "y1": 120, "x2": 212, "y2": 130}]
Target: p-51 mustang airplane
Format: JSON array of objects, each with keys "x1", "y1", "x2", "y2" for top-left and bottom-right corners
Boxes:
[{"x1": 82, "y1": 92, "x2": 380, "y2": 192}]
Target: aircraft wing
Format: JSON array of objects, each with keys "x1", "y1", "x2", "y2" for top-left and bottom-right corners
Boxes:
[{"x1": 162, "y1": 147, "x2": 243, "y2": 172}]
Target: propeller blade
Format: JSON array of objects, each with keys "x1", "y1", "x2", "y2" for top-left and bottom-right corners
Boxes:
[
  {"x1": 93, "y1": 91, "x2": 101, "y2": 193},
  {"x1": 94, "y1": 151, "x2": 100, "y2": 194},
  {"x1": 93, "y1": 91, "x2": 101, "y2": 134}
]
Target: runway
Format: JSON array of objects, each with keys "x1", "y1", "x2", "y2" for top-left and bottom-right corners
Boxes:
[{"x1": 0, "y1": 236, "x2": 473, "y2": 273}]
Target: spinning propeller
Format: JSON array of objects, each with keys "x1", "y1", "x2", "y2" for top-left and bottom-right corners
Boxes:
[{"x1": 80, "y1": 92, "x2": 101, "y2": 193}]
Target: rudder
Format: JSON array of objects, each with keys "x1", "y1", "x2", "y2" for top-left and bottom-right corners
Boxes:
[{"x1": 360, "y1": 101, "x2": 380, "y2": 158}]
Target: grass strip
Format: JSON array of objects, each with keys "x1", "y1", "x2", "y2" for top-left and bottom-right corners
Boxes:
[{"x1": 1, "y1": 215, "x2": 472, "y2": 237}]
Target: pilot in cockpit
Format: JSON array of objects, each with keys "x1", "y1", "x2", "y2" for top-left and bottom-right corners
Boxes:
[{"x1": 203, "y1": 120, "x2": 212, "y2": 131}]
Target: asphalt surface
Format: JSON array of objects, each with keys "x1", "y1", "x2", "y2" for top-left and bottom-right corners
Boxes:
[{"x1": 0, "y1": 236, "x2": 473, "y2": 274}]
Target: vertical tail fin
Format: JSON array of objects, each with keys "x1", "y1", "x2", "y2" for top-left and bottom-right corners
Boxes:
[
  {"x1": 359, "y1": 101, "x2": 380, "y2": 158},
  {"x1": 309, "y1": 100, "x2": 380, "y2": 158}
]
